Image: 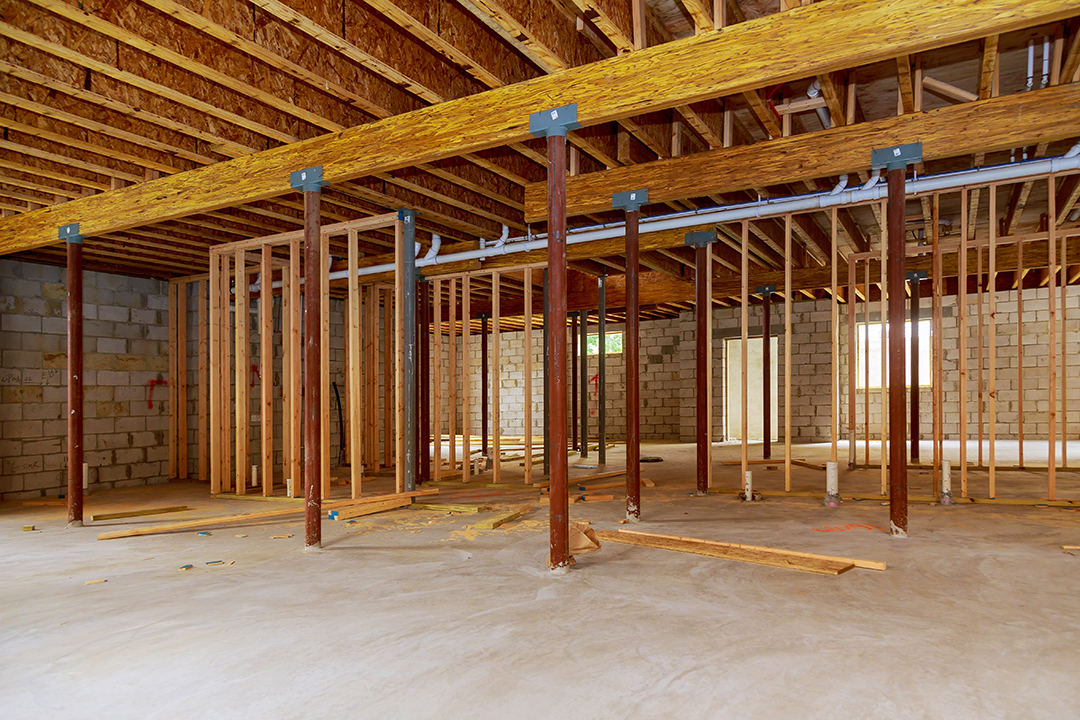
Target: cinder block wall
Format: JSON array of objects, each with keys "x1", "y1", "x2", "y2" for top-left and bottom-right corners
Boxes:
[{"x1": 0, "y1": 259, "x2": 170, "y2": 500}]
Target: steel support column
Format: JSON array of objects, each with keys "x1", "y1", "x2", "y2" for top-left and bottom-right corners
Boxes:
[
  {"x1": 687, "y1": 230, "x2": 715, "y2": 495},
  {"x1": 598, "y1": 276, "x2": 607, "y2": 465},
  {"x1": 400, "y1": 209, "x2": 418, "y2": 493},
  {"x1": 614, "y1": 189, "x2": 647, "y2": 520},
  {"x1": 419, "y1": 279, "x2": 431, "y2": 484},
  {"x1": 61, "y1": 223, "x2": 83, "y2": 527},
  {"x1": 542, "y1": 270, "x2": 549, "y2": 478},
  {"x1": 291, "y1": 166, "x2": 327, "y2": 549},
  {"x1": 762, "y1": 290, "x2": 772, "y2": 459},
  {"x1": 874, "y1": 143, "x2": 920, "y2": 537},
  {"x1": 481, "y1": 313, "x2": 489, "y2": 458},
  {"x1": 531, "y1": 105, "x2": 577, "y2": 571}
]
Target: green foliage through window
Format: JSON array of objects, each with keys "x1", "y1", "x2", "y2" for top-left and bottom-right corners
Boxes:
[{"x1": 586, "y1": 332, "x2": 623, "y2": 355}]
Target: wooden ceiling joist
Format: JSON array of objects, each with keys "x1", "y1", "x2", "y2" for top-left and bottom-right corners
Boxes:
[{"x1": 0, "y1": 0, "x2": 1073, "y2": 256}]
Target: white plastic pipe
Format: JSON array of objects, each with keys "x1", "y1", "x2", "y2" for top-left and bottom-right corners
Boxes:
[
  {"x1": 825, "y1": 461, "x2": 839, "y2": 507},
  {"x1": 307, "y1": 144, "x2": 1080, "y2": 285},
  {"x1": 744, "y1": 471, "x2": 754, "y2": 501}
]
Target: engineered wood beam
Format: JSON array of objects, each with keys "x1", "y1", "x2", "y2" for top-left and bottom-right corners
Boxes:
[
  {"x1": 896, "y1": 55, "x2": 915, "y2": 114},
  {"x1": 979, "y1": 34, "x2": 1000, "y2": 100},
  {"x1": 526, "y1": 82, "x2": 1080, "y2": 221},
  {"x1": 2, "y1": 0, "x2": 1072, "y2": 254}
]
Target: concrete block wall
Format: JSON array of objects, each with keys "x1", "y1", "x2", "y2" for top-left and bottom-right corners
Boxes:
[{"x1": 0, "y1": 258, "x2": 170, "y2": 500}]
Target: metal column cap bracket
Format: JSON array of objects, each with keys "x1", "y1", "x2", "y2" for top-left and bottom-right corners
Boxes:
[
  {"x1": 289, "y1": 165, "x2": 328, "y2": 193},
  {"x1": 906, "y1": 270, "x2": 929, "y2": 282},
  {"x1": 612, "y1": 189, "x2": 649, "y2": 212},
  {"x1": 529, "y1": 104, "x2": 582, "y2": 138},
  {"x1": 398, "y1": 208, "x2": 418, "y2": 223},
  {"x1": 754, "y1": 284, "x2": 777, "y2": 295},
  {"x1": 58, "y1": 223, "x2": 82, "y2": 244},
  {"x1": 684, "y1": 229, "x2": 716, "y2": 248},
  {"x1": 871, "y1": 142, "x2": 923, "y2": 172}
]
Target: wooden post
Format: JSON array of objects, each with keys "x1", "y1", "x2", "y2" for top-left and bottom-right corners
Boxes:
[
  {"x1": 463, "y1": 275, "x2": 472, "y2": 482},
  {"x1": 288, "y1": 237, "x2": 301, "y2": 496},
  {"x1": 1061, "y1": 214, "x2": 1068, "y2": 470},
  {"x1": 348, "y1": 229, "x2": 362, "y2": 498},
  {"x1": 880, "y1": 199, "x2": 887, "y2": 497},
  {"x1": 959, "y1": 188, "x2": 969, "y2": 498},
  {"x1": 865, "y1": 261, "x2": 870, "y2": 467},
  {"x1": 209, "y1": 256, "x2": 220, "y2": 494},
  {"x1": 1049, "y1": 175, "x2": 1058, "y2": 499},
  {"x1": 198, "y1": 280, "x2": 208, "y2": 481},
  {"x1": 848, "y1": 257, "x2": 857, "y2": 470},
  {"x1": 741, "y1": 220, "x2": 749, "y2": 485},
  {"x1": 448, "y1": 278, "x2": 457, "y2": 471},
  {"x1": 524, "y1": 268, "x2": 533, "y2": 484},
  {"x1": 492, "y1": 272, "x2": 501, "y2": 483},
  {"x1": 169, "y1": 281, "x2": 177, "y2": 479},
  {"x1": 178, "y1": 282, "x2": 188, "y2": 479},
  {"x1": 384, "y1": 287, "x2": 393, "y2": 469},
  {"x1": 222, "y1": 253, "x2": 232, "y2": 491},
  {"x1": 1018, "y1": 236, "x2": 1025, "y2": 468},
  {"x1": 977, "y1": 245, "x2": 984, "y2": 468},
  {"x1": 321, "y1": 231, "x2": 330, "y2": 499},
  {"x1": 932, "y1": 194, "x2": 943, "y2": 497},
  {"x1": 988, "y1": 186, "x2": 997, "y2": 498},
  {"x1": 234, "y1": 250, "x2": 249, "y2": 495},
  {"x1": 367, "y1": 285, "x2": 377, "y2": 470},
  {"x1": 784, "y1": 214, "x2": 792, "y2": 491},
  {"x1": 260, "y1": 246, "x2": 273, "y2": 496},
  {"x1": 831, "y1": 207, "x2": 839, "y2": 464},
  {"x1": 282, "y1": 266, "x2": 292, "y2": 493},
  {"x1": 433, "y1": 278, "x2": 442, "y2": 482}
]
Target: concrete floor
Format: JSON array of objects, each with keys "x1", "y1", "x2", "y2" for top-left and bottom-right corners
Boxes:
[{"x1": 2, "y1": 442, "x2": 1079, "y2": 719}]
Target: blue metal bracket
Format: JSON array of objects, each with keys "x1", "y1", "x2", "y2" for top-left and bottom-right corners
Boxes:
[
  {"x1": 871, "y1": 142, "x2": 923, "y2": 172},
  {"x1": 684, "y1": 230, "x2": 716, "y2": 248},
  {"x1": 58, "y1": 223, "x2": 82, "y2": 245},
  {"x1": 529, "y1": 104, "x2": 582, "y2": 138},
  {"x1": 289, "y1": 166, "x2": 328, "y2": 193},
  {"x1": 612, "y1": 189, "x2": 649, "y2": 212}
]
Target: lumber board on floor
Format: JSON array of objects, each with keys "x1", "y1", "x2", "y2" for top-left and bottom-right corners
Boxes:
[
  {"x1": 335, "y1": 497, "x2": 412, "y2": 520},
  {"x1": 90, "y1": 506, "x2": 189, "y2": 522},
  {"x1": 474, "y1": 505, "x2": 530, "y2": 529},
  {"x1": 595, "y1": 530, "x2": 856, "y2": 575},
  {"x1": 96, "y1": 490, "x2": 438, "y2": 539},
  {"x1": 412, "y1": 503, "x2": 493, "y2": 514}
]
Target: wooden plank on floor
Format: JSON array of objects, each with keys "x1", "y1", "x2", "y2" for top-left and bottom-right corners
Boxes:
[
  {"x1": 595, "y1": 530, "x2": 857, "y2": 575},
  {"x1": 91, "y1": 506, "x2": 190, "y2": 522}
]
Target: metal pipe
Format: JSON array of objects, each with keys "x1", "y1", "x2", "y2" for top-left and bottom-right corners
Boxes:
[
  {"x1": 402, "y1": 210, "x2": 418, "y2": 493},
  {"x1": 334, "y1": 147, "x2": 1080, "y2": 283},
  {"x1": 546, "y1": 133, "x2": 570, "y2": 570},
  {"x1": 696, "y1": 242, "x2": 710, "y2": 495},
  {"x1": 580, "y1": 309, "x2": 589, "y2": 458},
  {"x1": 598, "y1": 276, "x2": 607, "y2": 465},
  {"x1": 625, "y1": 209, "x2": 641, "y2": 521},
  {"x1": 887, "y1": 167, "x2": 909, "y2": 536},
  {"x1": 762, "y1": 290, "x2": 772, "y2": 459},
  {"x1": 303, "y1": 188, "x2": 322, "y2": 549},
  {"x1": 66, "y1": 231, "x2": 84, "y2": 527},
  {"x1": 481, "y1": 314, "x2": 489, "y2": 458}
]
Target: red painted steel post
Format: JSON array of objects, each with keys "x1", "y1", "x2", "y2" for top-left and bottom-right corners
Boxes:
[
  {"x1": 571, "y1": 314, "x2": 578, "y2": 451},
  {"x1": 910, "y1": 276, "x2": 920, "y2": 462},
  {"x1": 65, "y1": 226, "x2": 84, "y2": 526},
  {"x1": 547, "y1": 132, "x2": 570, "y2": 569},
  {"x1": 481, "y1": 314, "x2": 489, "y2": 457},
  {"x1": 292, "y1": 167, "x2": 325, "y2": 550},
  {"x1": 695, "y1": 242, "x2": 710, "y2": 495},
  {"x1": 887, "y1": 165, "x2": 909, "y2": 535},
  {"x1": 625, "y1": 207, "x2": 641, "y2": 520}
]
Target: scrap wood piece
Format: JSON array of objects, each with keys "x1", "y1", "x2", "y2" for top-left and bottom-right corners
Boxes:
[
  {"x1": 96, "y1": 489, "x2": 438, "y2": 540},
  {"x1": 534, "y1": 469, "x2": 628, "y2": 489},
  {"x1": 1063, "y1": 545, "x2": 1080, "y2": 550},
  {"x1": 642, "y1": 478, "x2": 656, "y2": 488},
  {"x1": 594, "y1": 530, "x2": 859, "y2": 575},
  {"x1": 613, "y1": 529, "x2": 884, "y2": 571},
  {"x1": 211, "y1": 493, "x2": 302, "y2": 502},
  {"x1": 474, "y1": 505, "x2": 531, "y2": 530},
  {"x1": 570, "y1": 521, "x2": 601, "y2": 555},
  {"x1": 336, "y1": 496, "x2": 412, "y2": 520},
  {"x1": 576, "y1": 494, "x2": 615, "y2": 503},
  {"x1": 412, "y1": 503, "x2": 493, "y2": 514},
  {"x1": 91, "y1": 506, "x2": 190, "y2": 522},
  {"x1": 85, "y1": 579, "x2": 106, "y2": 585}
]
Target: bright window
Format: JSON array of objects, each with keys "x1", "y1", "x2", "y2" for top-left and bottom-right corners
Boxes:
[
  {"x1": 586, "y1": 332, "x2": 623, "y2": 355},
  {"x1": 856, "y1": 320, "x2": 931, "y2": 389}
]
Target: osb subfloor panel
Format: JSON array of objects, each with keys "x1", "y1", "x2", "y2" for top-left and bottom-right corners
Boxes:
[{"x1": 2, "y1": 441, "x2": 1079, "y2": 719}]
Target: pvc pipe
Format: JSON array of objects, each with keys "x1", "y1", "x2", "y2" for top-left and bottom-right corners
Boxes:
[
  {"x1": 1042, "y1": 36, "x2": 1051, "y2": 89},
  {"x1": 824, "y1": 461, "x2": 840, "y2": 507},
  {"x1": 311, "y1": 145, "x2": 1080, "y2": 285},
  {"x1": 806, "y1": 79, "x2": 832, "y2": 130},
  {"x1": 941, "y1": 459, "x2": 954, "y2": 504},
  {"x1": 744, "y1": 471, "x2": 754, "y2": 502}
]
